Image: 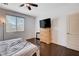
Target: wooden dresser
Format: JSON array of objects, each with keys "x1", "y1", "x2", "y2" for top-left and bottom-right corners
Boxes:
[{"x1": 40, "y1": 28, "x2": 51, "y2": 44}]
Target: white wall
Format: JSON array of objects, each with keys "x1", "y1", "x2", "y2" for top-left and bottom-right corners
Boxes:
[
  {"x1": 35, "y1": 17, "x2": 40, "y2": 33},
  {"x1": 51, "y1": 4, "x2": 79, "y2": 51},
  {"x1": 35, "y1": 4, "x2": 79, "y2": 51},
  {"x1": 25, "y1": 15, "x2": 36, "y2": 39}
]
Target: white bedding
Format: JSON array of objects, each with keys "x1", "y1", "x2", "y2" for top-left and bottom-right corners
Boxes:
[
  {"x1": 12, "y1": 42, "x2": 39, "y2": 56},
  {"x1": 7, "y1": 41, "x2": 27, "y2": 56},
  {"x1": 0, "y1": 38, "x2": 39, "y2": 56}
]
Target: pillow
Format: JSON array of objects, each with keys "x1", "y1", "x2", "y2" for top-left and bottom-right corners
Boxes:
[
  {"x1": 10, "y1": 40, "x2": 22, "y2": 47},
  {"x1": 0, "y1": 42, "x2": 8, "y2": 55},
  {"x1": 7, "y1": 38, "x2": 23, "y2": 47},
  {"x1": 7, "y1": 41, "x2": 26, "y2": 56}
]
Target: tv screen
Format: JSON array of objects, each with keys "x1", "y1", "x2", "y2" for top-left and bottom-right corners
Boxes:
[{"x1": 40, "y1": 18, "x2": 51, "y2": 28}]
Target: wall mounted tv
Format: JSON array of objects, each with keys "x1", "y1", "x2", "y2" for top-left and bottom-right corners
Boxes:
[{"x1": 40, "y1": 18, "x2": 51, "y2": 28}]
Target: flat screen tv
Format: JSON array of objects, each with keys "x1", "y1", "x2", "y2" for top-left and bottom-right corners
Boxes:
[{"x1": 40, "y1": 18, "x2": 51, "y2": 28}]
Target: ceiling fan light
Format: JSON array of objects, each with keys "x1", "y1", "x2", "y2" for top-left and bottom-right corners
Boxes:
[{"x1": 26, "y1": 4, "x2": 30, "y2": 7}]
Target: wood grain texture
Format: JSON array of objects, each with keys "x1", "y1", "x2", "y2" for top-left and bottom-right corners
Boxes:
[
  {"x1": 40, "y1": 42, "x2": 79, "y2": 56},
  {"x1": 26, "y1": 38, "x2": 79, "y2": 56},
  {"x1": 40, "y1": 28, "x2": 51, "y2": 44}
]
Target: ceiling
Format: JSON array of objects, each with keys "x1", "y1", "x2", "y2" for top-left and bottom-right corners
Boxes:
[{"x1": 0, "y1": 3, "x2": 78, "y2": 17}]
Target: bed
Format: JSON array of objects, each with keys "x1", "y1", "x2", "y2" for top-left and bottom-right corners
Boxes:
[{"x1": 0, "y1": 38, "x2": 40, "y2": 56}]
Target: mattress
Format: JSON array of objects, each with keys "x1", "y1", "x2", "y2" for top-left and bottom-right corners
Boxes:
[
  {"x1": 12, "y1": 42, "x2": 39, "y2": 56},
  {"x1": 0, "y1": 38, "x2": 39, "y2": 56}
]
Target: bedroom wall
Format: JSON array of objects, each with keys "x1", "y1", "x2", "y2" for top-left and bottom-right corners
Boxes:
[
  {"x1": 0, "y1": 8, "x2": 36, "y2": 41},
  {"x1": 51, "y1": 4, "x2": 79, "y2": 51},
  {"x1": 35, "y1": 4, "x2": 79, "y2": 51}
]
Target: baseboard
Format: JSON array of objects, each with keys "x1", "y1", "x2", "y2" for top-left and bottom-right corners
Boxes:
[
  {"x1": 26, "y1": 38, "x2": 35, "y2": 40},
  {"x1": 40, "y1": 41, "x2": 51, "y2": 45},
  {"x1": 51, "y1": 42, "x2": 79, "y2": 52}
]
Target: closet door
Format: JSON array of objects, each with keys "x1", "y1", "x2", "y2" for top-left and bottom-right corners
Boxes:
[{"x1": 67, "y1": 13, "x2": 79, "y2": 51}]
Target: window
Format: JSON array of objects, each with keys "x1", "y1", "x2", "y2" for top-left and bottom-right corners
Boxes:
[
  {"x1": 6, "y1": 15, "x2": 16, "y2": 32},
  {"x1": 6, "y1": 15, "x2": 24, "y2": 32},
  {"x1": 17, "y1": 17, "x2": 24, "y2": 31}
]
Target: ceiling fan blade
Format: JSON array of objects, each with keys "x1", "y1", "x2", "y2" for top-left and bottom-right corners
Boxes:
[
  {"x1": 28, "y1": 3, "x2": 38, "y2": 7},
  {"x1": 27, "y1": 6, "x2": 31, "y2": 10},
  {"x1": 3, "y1": 3, "x2": 8, "y2": 5},
  {"x1": 20, "y1": 4, "x2": 25, "y2": 7}
]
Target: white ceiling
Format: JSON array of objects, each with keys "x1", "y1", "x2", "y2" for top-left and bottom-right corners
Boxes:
[{"x1": 0, "y1": 3, "x2": 78, "y2": 17}]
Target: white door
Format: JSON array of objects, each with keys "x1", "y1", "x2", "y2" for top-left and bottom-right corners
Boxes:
[{"x1": 67, "y1": 13, "x2": 79, "y2": 51}]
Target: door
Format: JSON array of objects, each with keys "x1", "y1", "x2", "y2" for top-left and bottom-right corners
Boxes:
[{"x1": 67, "y1": 13, "x2": 79, "y2": 51}]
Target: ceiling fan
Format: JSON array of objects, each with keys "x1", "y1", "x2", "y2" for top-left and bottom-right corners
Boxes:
[
  {"x1": 2, "y1": 3, "x2": 38, "y2": 11},
  {"x1": 20, "y1": 3, "x2": 38, "y2": 10},
  {"x1": 2, "y1": 3, "x2": 8, "y2": 5}
]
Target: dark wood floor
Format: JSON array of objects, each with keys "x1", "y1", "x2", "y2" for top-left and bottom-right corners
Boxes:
[
  {"x1": 40, "y1": 42, "x2": 79, "y2": 56},
  {"x1": 27, "y1": 38, "x2": 79, "y2": 56}
]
